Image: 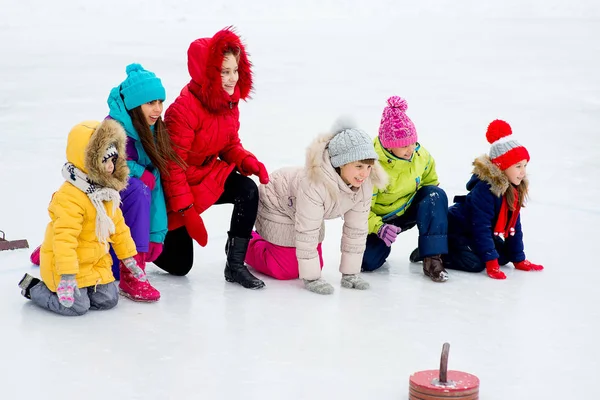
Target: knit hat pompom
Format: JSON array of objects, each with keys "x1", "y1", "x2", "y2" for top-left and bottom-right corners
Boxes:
[
  {"x1": 486, "y1": 119, "x2": 530, "y2": 171},
  {"x1": 331, "y1": 116, "x2": 357, "y2": 134},
  {"x1": 378, "y1": 95, "x2": 417, "y2": 148},
  {"x1": 120, "y1": 63, "x2": 166, "y2": 110},
  {"x1": 386, "y1": 95, "x2": 408, "y2": 112},
  {"x1": 486, "y1": 119, "x2": 512, "y2": 144},
  {"x1": 126, "y1": 63, "x2": 145, "y2": 75}
]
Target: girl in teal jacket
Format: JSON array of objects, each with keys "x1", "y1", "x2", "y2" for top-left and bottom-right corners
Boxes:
[{"x1": 106, "y1": 63, "x2": 184, "y2": 301}]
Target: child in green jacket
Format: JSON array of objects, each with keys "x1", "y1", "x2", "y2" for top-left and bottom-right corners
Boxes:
[{"x1": 361, "y1": 96, "x2": 449, "y2": 282}]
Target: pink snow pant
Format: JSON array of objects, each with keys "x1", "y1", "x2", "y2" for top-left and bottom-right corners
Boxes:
[{"x1": 245, "y1": 231, "x2": 323, "y2": 280}]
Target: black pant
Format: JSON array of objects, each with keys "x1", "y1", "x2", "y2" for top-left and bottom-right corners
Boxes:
[{"x1": 154, "y1": 172, "x2": 258, "y2": 276}]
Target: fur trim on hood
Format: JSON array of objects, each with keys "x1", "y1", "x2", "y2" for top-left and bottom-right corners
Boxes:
[
  {"x1": 64, "y1": 119, "x2": 129, "y2": 192},
  {"x1": 472, "y1": 155, "x2": 528, "y2": 198},
  {"x1": 187, "y1": 27, "x2": 253, "y2": 113},
  {"x1": 86, "y1": 119, "x2": 129, "y2": 192},
  {"x1": 305, "y1": 131, "x2": 388, "y2": 201}
]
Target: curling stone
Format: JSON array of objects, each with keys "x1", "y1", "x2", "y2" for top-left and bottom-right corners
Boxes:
[{"x1": 409, "y1": 343, "x2": 479, "y2": 399}]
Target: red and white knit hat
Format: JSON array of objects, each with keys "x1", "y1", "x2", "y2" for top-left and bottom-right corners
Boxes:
[{"x1": 486, "y1": 120, "x2": 530, "y2": 171}]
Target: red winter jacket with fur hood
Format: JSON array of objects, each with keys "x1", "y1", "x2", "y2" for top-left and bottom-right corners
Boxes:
[{"x1": 163, "y1": 28, "x2": 257, "y2": 228}]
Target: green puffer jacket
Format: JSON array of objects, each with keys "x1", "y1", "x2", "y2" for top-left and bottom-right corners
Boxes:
[{"x1": 369, "y1": 138, "x2": 439, "y2": 234}]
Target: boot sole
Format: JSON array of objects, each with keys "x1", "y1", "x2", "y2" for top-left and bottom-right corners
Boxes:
[
  {"x1": 119, "y1": 289, "x2": 160, "y2": 302},
  {"x1": 225, "y1": 276, "x2": 265, "y2": 289}
]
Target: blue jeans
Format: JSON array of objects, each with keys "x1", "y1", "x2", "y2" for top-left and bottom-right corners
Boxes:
[{"x1": 361, "y1": 186, "x2": 448, "y2": 272}]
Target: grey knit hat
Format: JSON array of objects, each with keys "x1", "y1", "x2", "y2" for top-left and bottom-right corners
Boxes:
[{"x1": 328, "y1": 127, "x2": 378, "y2": 168}]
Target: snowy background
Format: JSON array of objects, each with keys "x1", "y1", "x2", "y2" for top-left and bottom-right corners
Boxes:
[{"x1": 1, "y1": 0, "x2": 599, "y2": 398}]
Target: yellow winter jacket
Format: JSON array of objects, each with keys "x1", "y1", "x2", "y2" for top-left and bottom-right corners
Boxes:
[{"x1": 40, "y1": 120, "x2": 137, "y2": 292}]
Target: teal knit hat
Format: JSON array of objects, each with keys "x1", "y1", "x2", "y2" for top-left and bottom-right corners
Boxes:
[{"x1": 120, "y1": 63, "x2": 166, "y2": 110}]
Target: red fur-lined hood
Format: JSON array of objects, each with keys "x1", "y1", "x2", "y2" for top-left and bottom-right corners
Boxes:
[{"x1": 187, "y1": 27, "x2": 253, "y2": 113}]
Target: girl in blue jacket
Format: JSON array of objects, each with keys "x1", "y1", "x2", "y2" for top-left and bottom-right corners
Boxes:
[{"x1": 446, "y1": 120, "x2": 544, "y2": 279}]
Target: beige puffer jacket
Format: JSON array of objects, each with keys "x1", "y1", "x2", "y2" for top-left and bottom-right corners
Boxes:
[{"x1": 255, "y1": 132, "x2": 387, "y2": 280}]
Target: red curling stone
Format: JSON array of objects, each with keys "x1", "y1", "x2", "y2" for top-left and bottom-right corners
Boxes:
[{"x1": 409, "y1": 343, "x2": 480, "y2": 399}]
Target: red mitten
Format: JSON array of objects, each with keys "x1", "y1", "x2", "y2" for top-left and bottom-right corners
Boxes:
[
  {"x1": 514, "y1": 259, "x2": 544, "y2": 271},
  {"x1": 485, "y1": 259, "x2": 506, "y2": 280},
  {"x1": 140, "y1": 170, "x2": 156, "y2": 191},
  {"x1": 241, "y1": 157, "x2": 269, "y2": 184},
  {"x1": 180, "y1": 206, "x2": 208, "y2": 247},
  {"x1": 146, "y1": 242, "x2": 163, "y2": 263}
]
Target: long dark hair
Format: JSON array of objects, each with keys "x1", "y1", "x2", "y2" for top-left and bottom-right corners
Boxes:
[{"x1": 129, "y1": 107, "x2": 186, "y2": 177}]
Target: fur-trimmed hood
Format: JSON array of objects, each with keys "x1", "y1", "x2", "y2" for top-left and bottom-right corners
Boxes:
[
  {"x1": 65, "y1": 119, "x2": 129, "y2": 191},
  {"x1": 471, "y1": 155, "x2": 528, "y2": 197},
  {"x1": 187, "y1": 27, "x2": 253, "y2": 113},
  {"x1": 305, "y1": 131, "x2": 387, "y2": 201}
]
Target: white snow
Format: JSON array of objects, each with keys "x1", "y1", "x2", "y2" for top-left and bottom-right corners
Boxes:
[{"x1": 1, "y1": 1, "x2": 599, "y2": 399}]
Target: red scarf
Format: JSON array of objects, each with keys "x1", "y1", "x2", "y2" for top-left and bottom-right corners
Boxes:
[{"x1": 493, "y1": 187, "x2": 520, "y2": 238}]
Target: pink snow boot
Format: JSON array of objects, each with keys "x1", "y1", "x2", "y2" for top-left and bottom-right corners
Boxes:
[
  {"x1": 30, "y1": 245, "x2": 41, "y2": 266},
  {"x1": 118, "y1": 253, "x2": 161, "y2": 302}
]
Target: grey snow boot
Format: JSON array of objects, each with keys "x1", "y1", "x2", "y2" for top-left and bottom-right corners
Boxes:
[
  {"x1": 341, "y1": 274, "x2": 370, "y2": 290},
  {"x1": 303, "y1": 278, "x2": 334, "y2": 295}
]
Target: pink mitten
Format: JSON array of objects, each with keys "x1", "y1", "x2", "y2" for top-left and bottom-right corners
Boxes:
[
  {"x1": 140, "y1": 170, "x2": 156, "y2": 191},
  {"x1": 146, "y1": 242, "x2": 163, "y2": 263}
]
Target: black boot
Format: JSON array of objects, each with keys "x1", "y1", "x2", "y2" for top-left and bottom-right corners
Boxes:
[
  {"x1": 18, "y1": 273, "x2": 40, "y2": 299},
  {"x1": 409, "y1": 247, "x2": 422, "y2": 263},
  {"x1": 224, "y1": 234, "x2": 265, "y2": 290}
]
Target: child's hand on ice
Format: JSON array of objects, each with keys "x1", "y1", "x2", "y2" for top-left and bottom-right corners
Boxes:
[
  {"x1": 485, "y1": 259, "x2": 506, "y2": 279},
  {"x1": 514, "y1": 259, "x2": 544, "y2": 271}
]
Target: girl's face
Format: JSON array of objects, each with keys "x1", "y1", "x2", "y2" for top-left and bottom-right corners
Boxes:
[
  {"x1": 221, "y1": 54, "x2": 239, "y2": 95},
  {"x1": 390, "y1": 143, "x2": 417, "y2": 160},
  {"x1": 141, "y1": 100, "x2": 164, "y2": 126},
  {"x1": 505, "y1": 159, "x2": 528, "y2": 185},
  {"x1": 104, "y1": 158, "x2": 115, "y2": 175},
  {"x1": 339, "y1": 161, "x2": 372, "y2": 188}
]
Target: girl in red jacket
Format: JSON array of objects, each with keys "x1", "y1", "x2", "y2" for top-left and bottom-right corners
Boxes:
[{"x1": 156, "y1": 27, "x2": 268, "y2": 289}]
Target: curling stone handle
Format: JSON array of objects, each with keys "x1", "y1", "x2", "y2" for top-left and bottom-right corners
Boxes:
[{"x1": 439, "y1": 342, "x2": 450, "y2": 383}]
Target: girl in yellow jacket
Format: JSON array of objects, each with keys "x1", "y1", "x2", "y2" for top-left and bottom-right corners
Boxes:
[{"x1": 18, "y1": 120, "x2": 147, "y2": 316}]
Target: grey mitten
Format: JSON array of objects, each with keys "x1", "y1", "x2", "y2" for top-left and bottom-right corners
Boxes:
[
  {"x1": 122, "y1": 257, "x2": 147, "y2": 282},
  {"x1": 303, "y1": 278, "x2": 334, "y2": 295},
  {"x1": 56, "y1": 274, "x2": 80, "y2": 307},
  {"x1": 341, "y1": 273, "x2": 370, "y2": 290}
]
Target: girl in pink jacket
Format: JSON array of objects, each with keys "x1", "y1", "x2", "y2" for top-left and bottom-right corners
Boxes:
[{"x1": 245, "y1": 123, "x2": 387, "y2": 294}]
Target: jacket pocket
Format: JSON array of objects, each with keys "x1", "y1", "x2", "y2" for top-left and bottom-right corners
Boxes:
[{"x1": 76, "y1": 243, "x2": 98, "y2": 264}]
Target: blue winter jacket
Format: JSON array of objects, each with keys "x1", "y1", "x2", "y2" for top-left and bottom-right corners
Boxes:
[
  {"x1": 107, "y1": 87, "x2": 168, "y2": 244},
  {"x1": 448, "y1": 156, "x2": 525, "y2": 263}
]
